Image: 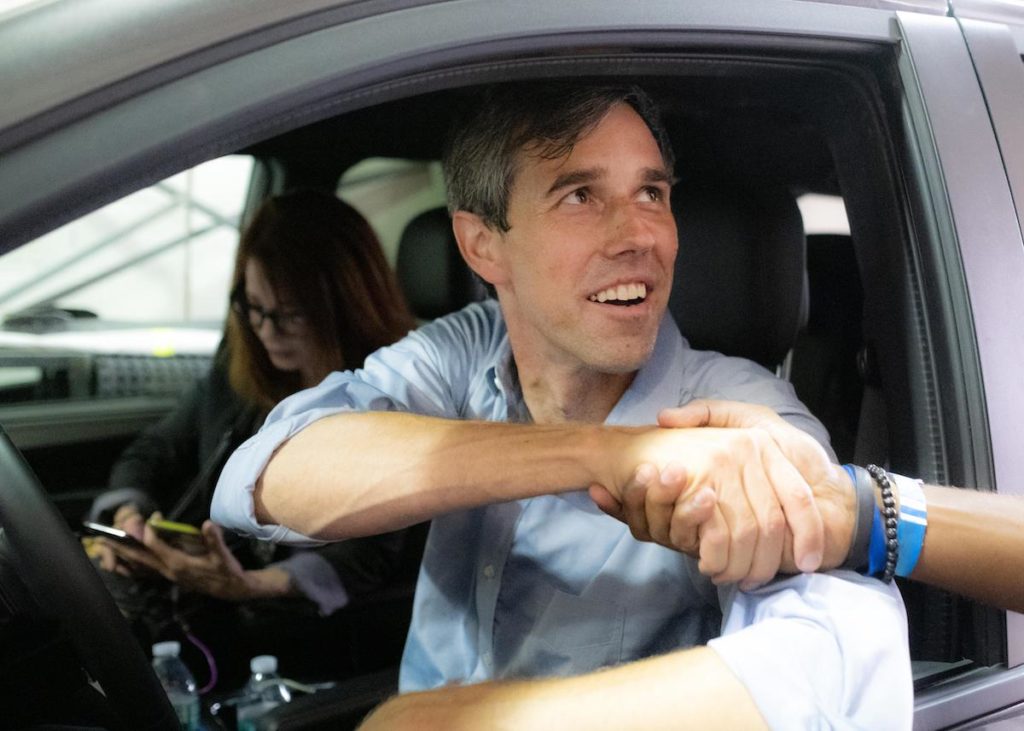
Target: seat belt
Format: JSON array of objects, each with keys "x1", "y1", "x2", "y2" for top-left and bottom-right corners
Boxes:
[
  {"x1": 167, "y1": 407, "x2": 261, "y2": 523},
  {"x1": 854, "y1": 344, "x2": 888, "y2": 467}
]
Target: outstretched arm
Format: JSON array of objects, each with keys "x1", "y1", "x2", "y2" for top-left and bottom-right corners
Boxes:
[
  {"x1": 911, "y1": 483, "x2": 1024, "y2": 613},
  {"x1": 244, "y1": 409, "x2": 827, "y2": 580},
  {"x1": 359, "y1": 647, "x2": 767, "y2": 731},
  {"x1": 253, "y1": 411, "x2": 619, "y2": 538},
  {"x1": 624, "y1": 399, "x2": 1024, "y2": 613},
  {"x1": 360, "y1": 555, "x2": 910, "y2": 731}
]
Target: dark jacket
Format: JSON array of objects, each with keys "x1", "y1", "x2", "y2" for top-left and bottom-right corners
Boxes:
[{"x1": 98, "y1": 353, "x2": 418, "y2": 608}]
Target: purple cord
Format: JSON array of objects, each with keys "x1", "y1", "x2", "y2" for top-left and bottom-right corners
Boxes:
[{"x1": 185, "y1": 629, "x2": 218, "y2": 694}]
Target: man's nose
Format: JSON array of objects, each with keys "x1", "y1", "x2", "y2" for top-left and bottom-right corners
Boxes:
[{"x1": 603, "y1": 201, "x2": 658, "y2": 256}]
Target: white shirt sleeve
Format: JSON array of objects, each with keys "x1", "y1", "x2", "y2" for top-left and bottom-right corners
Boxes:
[
  {"x1": 708, "y1": 570, "x2": 912, "y2": 730},
  {"x1": 209, "y1": 404, "x2": 336, "y2": 545},
  {"x1": 271, "y1": 550, "x2": 350, "y2": 616}
]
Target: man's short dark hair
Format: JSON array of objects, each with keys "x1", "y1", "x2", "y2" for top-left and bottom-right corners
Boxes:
[{"x1": 443, "y1": 82, "x2": 675, "y2": 232}]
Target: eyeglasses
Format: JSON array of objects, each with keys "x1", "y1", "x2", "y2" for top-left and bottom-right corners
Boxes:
[{"x1": 232, "y1": 297, "x2": 308, "y2": 335}]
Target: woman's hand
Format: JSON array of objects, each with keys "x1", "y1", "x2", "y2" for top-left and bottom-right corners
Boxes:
[
  {"x1": 90, "y1": 503, "x2": 146, "y2": 573},
  {"x1": 99, "y1": 514, "x2": 294, "y2": 601}
]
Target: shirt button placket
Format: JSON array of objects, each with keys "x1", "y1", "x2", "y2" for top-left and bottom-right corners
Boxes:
[
  {"x1": 480, "y1": 559, "x2": 495, "y2": 670},
  {"x1": 475, "y1": 502, "x2": 520, "y2": 680}
]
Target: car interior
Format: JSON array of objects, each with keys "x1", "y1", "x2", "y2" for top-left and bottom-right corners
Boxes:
[{"x1": 0, "y1": 38, "x2": 1005, "y2": 729}]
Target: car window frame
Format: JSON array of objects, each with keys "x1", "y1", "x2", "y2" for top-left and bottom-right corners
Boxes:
[{"x1": 892, "y1": 9, "x2": 1024, "y2": 728}]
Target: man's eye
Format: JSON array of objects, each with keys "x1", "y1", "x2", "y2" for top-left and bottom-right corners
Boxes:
[
  {"x1": 564, "y1": 188, "x2": 590, "y2": 205},
  {"x1": 641, "y1": 186, "x2": 664, "y2": 202}
]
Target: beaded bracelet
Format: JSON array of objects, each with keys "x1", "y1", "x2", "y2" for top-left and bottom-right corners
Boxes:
[
  {"x1": 866, "y1": 464, "x2": 899, "y2": 583},
  {"x1": 842, "y1": 465, "x2": 930, "y2": 581}
]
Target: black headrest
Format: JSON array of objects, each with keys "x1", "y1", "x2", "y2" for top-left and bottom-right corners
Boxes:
[
  {"x1": 396, "y1": 207, "x2": 479, "y2": 320},
  {"x1": 804, "y1": 233, "x2": 861, "y2": 335},
  {"x1": 669, "y1": 183, "x2": 807, "y2": 370}
]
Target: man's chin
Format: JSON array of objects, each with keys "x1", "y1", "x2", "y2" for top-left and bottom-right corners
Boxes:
[{"x1": 585, "y1": 338, "x2": 658, "y2": 375}]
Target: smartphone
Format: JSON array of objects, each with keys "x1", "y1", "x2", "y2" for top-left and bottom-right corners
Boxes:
[
  {"x1": 147, "y1": 517, "x2": 207, "y2": 555},
  {"x1": 82, "y1": 521, "x2": 145, "y2": 549}
]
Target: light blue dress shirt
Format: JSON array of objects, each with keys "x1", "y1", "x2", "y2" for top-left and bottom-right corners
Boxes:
[{"x1": 213, "y1": 300, "x2": 911, "y2": 728}]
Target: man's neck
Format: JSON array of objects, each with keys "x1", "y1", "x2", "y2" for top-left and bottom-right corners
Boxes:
[{"x1": 515, "y1": 360, "x2": 636, "y2": 424}]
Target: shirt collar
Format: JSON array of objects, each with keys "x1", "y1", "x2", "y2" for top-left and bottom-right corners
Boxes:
[{"x1": 481, "y1": 315, "x2": 530, "y2": 423}]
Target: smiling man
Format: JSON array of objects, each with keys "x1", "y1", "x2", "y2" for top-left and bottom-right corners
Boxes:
[{"x1": 212, "y1": 83, "x2": 910, "y2": 728}]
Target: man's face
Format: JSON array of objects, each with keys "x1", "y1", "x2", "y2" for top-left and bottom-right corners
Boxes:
[{"x1": 492, "y1": 103, "x2": 677, "y2": 375}]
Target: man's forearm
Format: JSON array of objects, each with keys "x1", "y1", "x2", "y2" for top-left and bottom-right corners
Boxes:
[
  {"x1": 358, "y1": 647, "x2": 767, "y2": 731},
  {"x1": 910, "y1": 485, "x2": 1024, "y2": 613},
  {"x1": 255, "y1": 409, "x2": 830, "y2": 572},
  {"x1": 255, "y1": 411, "x2": 619, "y2": 539}
]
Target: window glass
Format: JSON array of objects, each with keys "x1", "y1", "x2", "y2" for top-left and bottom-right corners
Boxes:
[
  {"x1": 798, "y1": 193, "x2": 849, "y2": 235},
  {"x1": 0, "y1": 156, "x2": 252, "y2": 405},
  {"x1": 0, "y1": 155, "x2": 253, "y2": 327}
]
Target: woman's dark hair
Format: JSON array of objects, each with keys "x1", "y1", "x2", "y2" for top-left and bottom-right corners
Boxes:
[{"x1": 226, "y1": 189, "x2": 415, "y2": 409}]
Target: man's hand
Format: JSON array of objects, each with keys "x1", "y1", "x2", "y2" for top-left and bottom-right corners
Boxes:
[
  {"x1": 589, "y1": 466, "x2": 735, "y2": 578},
  {"x1": 591, "y1": 400, "x2": 856, "y2": 587},
  {"x1": 658, "y1": 401, "x2": 856, "y2": 577},
  {"x1": 591, "y1": 421, "x2": 827, "y2": 587},
  {"x1": 98, "y1": 513, "x2": 293, "y2": 601}
]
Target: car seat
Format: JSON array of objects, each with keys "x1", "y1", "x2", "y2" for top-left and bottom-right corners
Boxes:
[
  {"x1": 670, "y1": 185, "x2": 869, "y2": 465},
  {"x1": 669, "y1": 181, "x2": 808, "y2": 373},
  {"x1": 395, "y1": 207, "x2": 483, "y2": 320}
]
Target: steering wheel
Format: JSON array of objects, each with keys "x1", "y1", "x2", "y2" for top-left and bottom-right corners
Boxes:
[{"x1": 0, "y1": 426, "x2": 179, "y2": 730}]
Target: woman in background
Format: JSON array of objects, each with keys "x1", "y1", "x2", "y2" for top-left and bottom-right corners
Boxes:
[{"x1": 89, "y1": 189, "x2": 420, "y2": 687}]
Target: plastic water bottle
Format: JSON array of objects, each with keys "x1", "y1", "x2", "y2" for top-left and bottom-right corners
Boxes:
[
  {"x1": 151, "y1": 641, "x2": 201, "y2": 731},
  {"x1": 236, "y1": 655, "x2": 292, "y2": 730}
]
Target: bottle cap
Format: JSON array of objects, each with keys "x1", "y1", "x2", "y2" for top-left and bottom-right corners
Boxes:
[
  {"x1": 152, "y1": 641, "x2": 181, "y2": 658},
  {"x1": 250, "y1": 655, "x2": 278, "y2": 674}
]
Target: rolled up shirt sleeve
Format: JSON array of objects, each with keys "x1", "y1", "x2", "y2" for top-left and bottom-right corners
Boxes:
[
  {"x1": 211, "y1": 303, "x2": 496, "y2": 544},
  {"x1": 210, "y1": 405, "x2": 340, "y2": 545},
  {"x1": 708, "y1": 570, "x2": 912, "y2": 730}
]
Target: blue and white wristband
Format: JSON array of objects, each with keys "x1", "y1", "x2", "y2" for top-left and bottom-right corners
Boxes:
[
  {"x1": 843, "y1": 465, "x2": 928, "y2": 579},
  {"x1": 891, "y1": 472, "x2": 927, "y2": 577}
]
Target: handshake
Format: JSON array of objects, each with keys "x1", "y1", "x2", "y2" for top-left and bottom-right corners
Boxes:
[{"x1": 588, "y1": 400, "x2": 858, "y2": 591}]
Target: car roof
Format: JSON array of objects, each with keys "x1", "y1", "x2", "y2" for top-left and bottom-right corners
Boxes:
[
  {"x1": 15, "y1": 0, "x2": 1024, "y2": 148},
  {"x1": 0, "y1": 0, "x2": 955, "y2": 149},
  {"x1": 0, "y1": 0, "x2": 372, "y2": 148},
  {"x1": 9, "y1": 0, "x2": 1022, "y2": 253}
]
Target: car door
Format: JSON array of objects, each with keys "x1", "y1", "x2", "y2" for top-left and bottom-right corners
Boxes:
[{"x1": 908, "y1": 4, "x2": 1024, "y2": 728}]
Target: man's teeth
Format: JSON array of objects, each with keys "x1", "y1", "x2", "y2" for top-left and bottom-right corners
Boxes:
[{"x1": 589, "y1": 283, "x2": 647, "y2": 303}]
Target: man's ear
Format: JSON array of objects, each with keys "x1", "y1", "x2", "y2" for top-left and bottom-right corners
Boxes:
[{"x1": 452, "y1": 211, "x2": 508, "y2": 287}]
